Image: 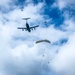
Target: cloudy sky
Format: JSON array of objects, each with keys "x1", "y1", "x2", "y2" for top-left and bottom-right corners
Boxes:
[{"x1": 0, "y1": 0, "x2": 75, "y2": 75}]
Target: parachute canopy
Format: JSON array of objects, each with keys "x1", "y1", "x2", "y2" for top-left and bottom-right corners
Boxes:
[{"x1": 36, "y1": 39, "x2": 51, "y2": 44}]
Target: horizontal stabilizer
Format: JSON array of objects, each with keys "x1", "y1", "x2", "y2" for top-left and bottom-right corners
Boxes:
[{"x1": 22, "y1": 18, "x2": 30, "y2": 20}]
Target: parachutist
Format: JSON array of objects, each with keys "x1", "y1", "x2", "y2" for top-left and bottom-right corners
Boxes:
[
  {"x1": 48, "y1": 62, "x2": 49, "y2": 64},
  {"x1": 21, "y1": 9, "x2": 23, "y2": 11},
  {"x1": 42, "y1": 55, "x2": 44, "y2": 57}
]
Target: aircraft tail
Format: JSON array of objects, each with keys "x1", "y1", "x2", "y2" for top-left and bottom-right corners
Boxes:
[{"x1": 22, "y1": 18, "x2": 30, "y2": 20}]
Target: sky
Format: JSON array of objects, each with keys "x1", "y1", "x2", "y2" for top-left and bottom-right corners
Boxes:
[{"x1": 0, "y1": 0, "x2": 75, "y2": 75}]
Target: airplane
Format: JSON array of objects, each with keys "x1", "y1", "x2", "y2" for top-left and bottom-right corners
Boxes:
[{"x1": 17, "y1": 18, "x2": 39, "y2": 32}]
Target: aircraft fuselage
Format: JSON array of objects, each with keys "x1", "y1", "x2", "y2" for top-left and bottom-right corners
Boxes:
[{"x1": 26, "y1": 23, "x2": 31, "y2": 32}]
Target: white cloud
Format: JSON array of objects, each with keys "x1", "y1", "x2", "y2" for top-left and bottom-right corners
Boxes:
[
  {"x1": 1, "y1": 0, "x2": 75, "y2": 75},
  {"x1": 51, "y1": 32, "x2": 75, "y2": 75},
  {"x1": 0, "y1": 0, "x2": 14, "y2": 11},
  {"x1": 62, "y1": 19, "x2": 75, "y2": 31},
  {"x1": 0, "y1": 0, "x2": 11, "y2": 6},
  {"x1": 55, "y1": 0, "x2": 75, "y2": 10},
  {"x1": 0, "y1": 2, "x2": 55, "y2": 75}
]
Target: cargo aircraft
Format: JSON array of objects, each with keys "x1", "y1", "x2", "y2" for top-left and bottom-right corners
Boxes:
[{"x1": 17, "y1": 18, "x2": 39, "y2": 32}]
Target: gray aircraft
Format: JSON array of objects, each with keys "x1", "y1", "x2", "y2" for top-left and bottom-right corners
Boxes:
[{"x1": 17, "y1": 18, "x2": 39, "y2": 32}]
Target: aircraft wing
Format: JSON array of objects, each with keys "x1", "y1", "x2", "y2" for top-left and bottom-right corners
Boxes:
[
  {"x1": 17, "y1": 27, "x2": 27, "y2": 31},
  {"x1": 30, "y1": 25, "x2": 39, "y2": 29}
]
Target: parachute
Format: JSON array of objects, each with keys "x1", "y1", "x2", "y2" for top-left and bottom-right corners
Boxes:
[{"x1": 35, "y1": 39, "x2": 51, "y2": 44}]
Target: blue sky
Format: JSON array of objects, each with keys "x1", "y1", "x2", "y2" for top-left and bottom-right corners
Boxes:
[{"x1": 0, "y1": 0, "x2": 75, "y2": 75}]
